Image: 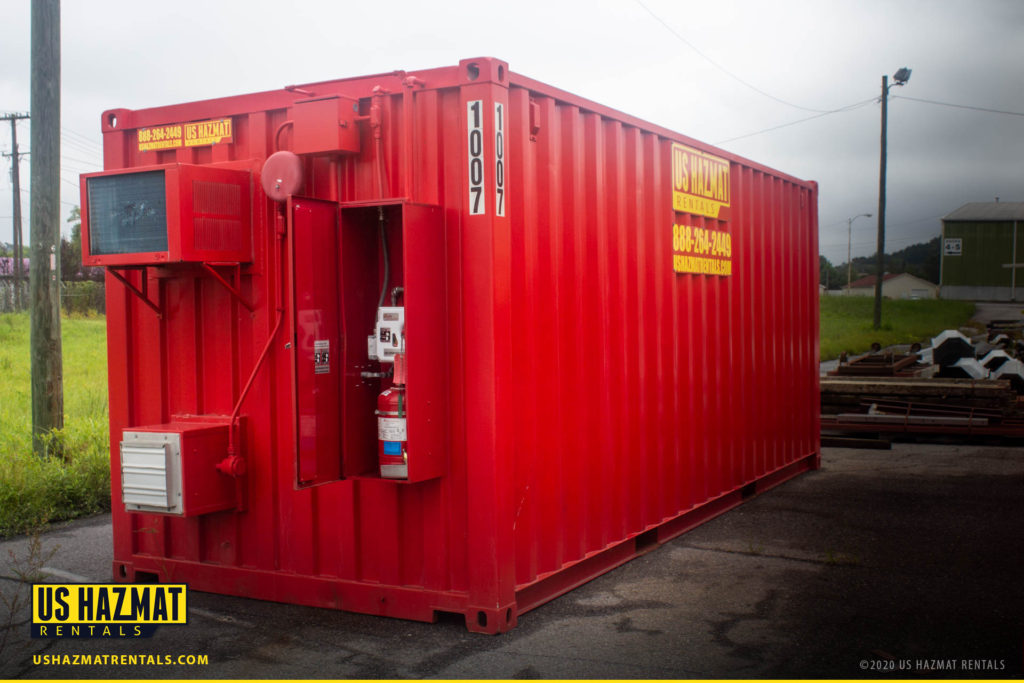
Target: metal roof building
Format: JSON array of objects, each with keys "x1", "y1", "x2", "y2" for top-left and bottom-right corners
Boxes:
[{"x1": 940, "y1": 202, "x2": 1024, "y2": 301}]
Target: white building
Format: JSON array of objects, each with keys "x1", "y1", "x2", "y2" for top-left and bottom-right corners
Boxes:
[{"x1": 843, "y1": 273, "x2": 938, "y2": 299}]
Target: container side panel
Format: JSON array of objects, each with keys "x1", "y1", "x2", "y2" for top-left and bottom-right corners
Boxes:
[
  {"x1": 508, "y1": 87, "x2": 539, "y2": 587},
  {"x1": 438, "y1": 86, "x2": 470, "y2": 596},
  {"x1": 598, "y1": 120, "x2": 621, "y2": 550},
  {"x1": 559, "y1": 104, "x2": 584, "y2": 562},
  {"x1": 533, "y1": 95, "x2": 563, "y2": 578},
  {"x1": 582, "y1": 113, "x2": 606, "y2": 552},
  {"x1": 506, "y1": 83, "x2": 819, "y2": 597}
]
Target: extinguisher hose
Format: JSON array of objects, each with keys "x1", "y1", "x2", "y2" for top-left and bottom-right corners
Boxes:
[
  {"x1": 377, "y1": 206, "x2": 389, "y2": 310},
  {"x1": 371, "y1": 87, "x2": 391, "y2": 315}
]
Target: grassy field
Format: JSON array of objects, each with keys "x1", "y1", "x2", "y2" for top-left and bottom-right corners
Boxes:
[
  {"x1": 0, "y1": 312, "x2": 110, "y2": 537},
  {"x1": 820, "y1": 296, "x2": 977, "y2": 360}
]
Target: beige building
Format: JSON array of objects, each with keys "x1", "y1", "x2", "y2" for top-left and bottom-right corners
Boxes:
[{"x1": 843, "y1": 273, "x2": 939, "y2": 299}]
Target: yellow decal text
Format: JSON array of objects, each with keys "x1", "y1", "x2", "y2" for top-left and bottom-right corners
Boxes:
[
  {"x1": 33, "y1": 584, "x2": 187, "y2": 625},
  {"x1": 672, "y1": 223, "x2": 732, "y2": 276},
  {"x1": 138, "y1": 118, "x2": 232, "y2": 152},
  {"x1": 672, "y1": 143, "x2": 731, "y2": 220}
]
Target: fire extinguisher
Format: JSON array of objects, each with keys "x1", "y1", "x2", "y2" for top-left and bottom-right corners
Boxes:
[{"x1": 376, "y1": 352, "x2": 408, "y2": 479}]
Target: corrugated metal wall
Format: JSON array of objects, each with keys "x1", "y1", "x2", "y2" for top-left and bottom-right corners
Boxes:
[
  {"x1": 98, "y1": 59, "x2": 818, "y2": 631},
  {"x1": 941, "y1": 220, "x2": 1020, "y2": 286},
  {"x1": 504, "y1": 82, "x2": 819, "y2": 591}
]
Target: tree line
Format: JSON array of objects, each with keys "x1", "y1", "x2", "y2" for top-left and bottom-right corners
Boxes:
[
  {"x1": 820, "y1": 236, "x2": 940, "y2": 290},
  {"x1": 0, "y1": 206, "x2": 103, "y2": 282}
]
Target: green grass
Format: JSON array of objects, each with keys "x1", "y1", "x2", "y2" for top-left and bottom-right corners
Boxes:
[
  {"x1": 820, "y1": 297, "x2": 977, "y2": 361},
  {"x1": 0, "y1": 312, "x2": 110, "y2": 537}
]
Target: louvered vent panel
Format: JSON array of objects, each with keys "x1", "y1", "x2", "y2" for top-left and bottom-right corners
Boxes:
[{"x1": 193, "y1": 180, "x2": 242, "y2": 251}]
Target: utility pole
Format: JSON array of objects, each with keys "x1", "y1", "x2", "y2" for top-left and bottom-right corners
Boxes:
[
  {"x1": 2, "y1": 113, "x2": 30, "y2": 310},
  {"x1": 30, "y1": 0, "x2": 63, "y2": 456},
  {"x1": 846, "y1": 212, "x2": 871, "y2": 295},
  {"x1": 874, "y1": 67, "x2": 912, "y2": 330},
  {"x1": 873, "y1": 75, "x2": 888, "y2": 330}
]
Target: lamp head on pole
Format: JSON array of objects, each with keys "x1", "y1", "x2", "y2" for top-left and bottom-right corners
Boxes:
[{"x1": 893, "y1": 67, "x2": 912, "y2": 85}]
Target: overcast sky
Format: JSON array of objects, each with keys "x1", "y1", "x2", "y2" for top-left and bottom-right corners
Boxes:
[{"x1": 1, "y1": 0, "x2": 1022, "y2": 266}]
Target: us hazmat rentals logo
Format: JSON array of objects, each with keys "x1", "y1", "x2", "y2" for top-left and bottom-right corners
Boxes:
[{"x1": 32, "y1": 584, "x2": 187, "y2": 638}]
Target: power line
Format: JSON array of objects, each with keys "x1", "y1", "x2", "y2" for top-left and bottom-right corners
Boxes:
[
  {"x1": 60, "y1": 154, "x2": 100, "y2": 167},
  {"x1": 716, "y1": 99, "x2": 875, "y2": 144},
  {"x1": 61, "y1": 137, "x2": 102, "y2": 158},
  {"x1": 13, "y1": 187, "x2": 76, "y2": 208},
  {"x1": 635, "y1": 0, "x2": 850, "y2": 114},
  {"x1": 892, "y1": 95, "x2": 1024, "y2": 118},
  {"x1": 61, "y1": 127, "x2": 102, "y2": 149}
]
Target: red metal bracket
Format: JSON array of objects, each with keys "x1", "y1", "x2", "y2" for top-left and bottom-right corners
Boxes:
[
  {"x1": 200, "y1": 263, "x2": 255, "y2": 312},
  {"x1": 108, "y1": 267, "x2": 161, "y2": 318}
]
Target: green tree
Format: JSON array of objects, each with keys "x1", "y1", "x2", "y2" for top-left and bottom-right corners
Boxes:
[
  {"x1": 60, "y1": 207, "x2": 102, "y2": 282},
  {"x1": 819, "y1": 255, "x2": 842, "y2": 290},
  {"x1": 60, "y1": 207, "x2": 80, "y2": 281}
]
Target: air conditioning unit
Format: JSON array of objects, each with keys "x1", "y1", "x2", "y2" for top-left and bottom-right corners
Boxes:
[{"x1": 81, "y1": 164, "x2": 251, "y2": 266}]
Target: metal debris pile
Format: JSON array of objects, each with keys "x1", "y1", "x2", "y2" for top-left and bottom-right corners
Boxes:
[{"x1": 822, "y1": 324, "x2": 1024, "y2": 438}]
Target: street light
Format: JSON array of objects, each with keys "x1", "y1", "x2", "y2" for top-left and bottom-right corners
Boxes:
[
  {"x1": 846, "y1": 213, "x2": 872, "y2": 294},
  {"x1": 874, "y1": 66, "x2": 912, "y2": 329}
]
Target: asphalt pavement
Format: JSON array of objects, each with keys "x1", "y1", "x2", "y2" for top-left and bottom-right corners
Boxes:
[{"x1": 1, "y1": 442, "x2": 1022, "y2": 679}]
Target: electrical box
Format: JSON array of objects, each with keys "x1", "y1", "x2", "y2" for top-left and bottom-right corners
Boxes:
[
  {"x1": 368, "y1": 306, "x2": 405, "y2": 363},
  {"x1": 291, "y1": 95, "x2": 361, "y2": 156},
  {"x1": 120, "y1": 422, "x2": 234, "y2": 517}
]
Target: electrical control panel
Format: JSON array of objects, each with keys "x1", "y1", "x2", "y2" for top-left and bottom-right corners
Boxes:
[{"x1": 368, "y1": 306, "x2": 405, "y2": 363}]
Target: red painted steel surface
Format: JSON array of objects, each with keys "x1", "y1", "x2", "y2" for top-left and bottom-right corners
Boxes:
[
  {"x1": 289, "y1": 197, "x2": 341, "y2": 486},
  {"x1": 90, "y1": 57, "x2": 819, "y2": 633}
]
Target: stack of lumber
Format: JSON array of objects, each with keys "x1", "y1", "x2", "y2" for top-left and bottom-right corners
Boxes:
[{"x1": 821, "y1": 376, "x2": 1017, "y2": 415}]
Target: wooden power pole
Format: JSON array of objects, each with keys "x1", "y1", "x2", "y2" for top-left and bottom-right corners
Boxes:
[
  {"x1": 873, "y1": 75, "x2": 888, "y2": 331},
  {"x1": 30, "y1": 0, "x2": 63, "y2": 456},
  {"x1": 2, "y1": 112, "x2": 30, "y2": 310},
  {"x1": 874, "y1": 67, "x2": 912, "y2": 330}
]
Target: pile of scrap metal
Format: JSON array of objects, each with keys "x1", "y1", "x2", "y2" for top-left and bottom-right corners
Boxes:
[
  {"x1": 829, "y1": 344, "x2": 934, "y2": 378},
  {"x1": 822, "y1": 328, "x2": 1024, "y2": 438}
]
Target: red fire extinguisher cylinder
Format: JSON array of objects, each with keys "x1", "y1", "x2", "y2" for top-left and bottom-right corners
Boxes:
[{"x1": 377, "y1": 353, "x2": 408, "y2": 479}]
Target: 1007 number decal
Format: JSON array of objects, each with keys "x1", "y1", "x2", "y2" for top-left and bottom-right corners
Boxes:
[{"x1": 467, "y1": 100, "x2": 506, "y2": 217}]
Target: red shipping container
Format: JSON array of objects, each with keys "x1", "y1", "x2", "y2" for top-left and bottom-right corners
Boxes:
[{"x1": 82, "y1": 57, "x2": 819, "y2": 633}]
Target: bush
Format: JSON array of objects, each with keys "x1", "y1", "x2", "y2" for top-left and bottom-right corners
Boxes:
[
  {"x1": 0, "y1": 312, "x2": 110, "y2": 537},
  {"x1": 62, "y1": 280, "x2": 106, "y2": 316},
  {"x1": 0, "y1": 428, "x2": 110, "y2": 537}
]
